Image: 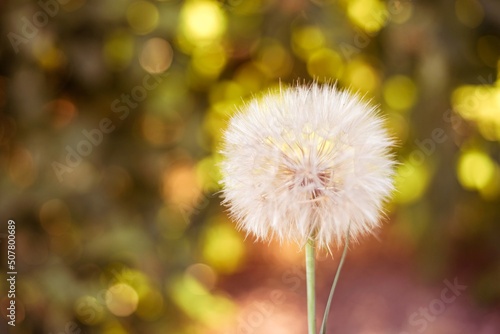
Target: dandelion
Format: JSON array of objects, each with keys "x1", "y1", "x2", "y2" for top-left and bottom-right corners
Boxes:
[
  {"x1": 219, "y1": 83, "x2": 396, "y2": 333},
  {"x1": 221, "y1": 83, "x2": 395, "y2": 247}
]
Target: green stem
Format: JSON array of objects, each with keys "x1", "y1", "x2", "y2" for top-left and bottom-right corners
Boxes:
[
  {"x1": 319, "y1": 224, "x2": 351, "y2": 334},
  {"x1": 305, "y1": 238, "x2": 316, "y2": 334}
]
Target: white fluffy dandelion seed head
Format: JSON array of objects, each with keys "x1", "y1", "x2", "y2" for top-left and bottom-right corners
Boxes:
[{"x1": 220, "y1": 83, "x2": 396, "y2": 248}]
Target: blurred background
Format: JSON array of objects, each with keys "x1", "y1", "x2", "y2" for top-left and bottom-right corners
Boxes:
[{"x1": 1, "y1": 0, "x2": 500, "y2": 333}]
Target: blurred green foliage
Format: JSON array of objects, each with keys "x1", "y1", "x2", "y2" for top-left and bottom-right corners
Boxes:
[{"x1": 0, "y1": 0, "x2": 499, "y2": 333}]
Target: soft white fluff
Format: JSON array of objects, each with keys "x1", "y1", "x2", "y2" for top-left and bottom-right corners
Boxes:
[{"x1": 220, "y1": 83, "x2": 396, "y2": 248}]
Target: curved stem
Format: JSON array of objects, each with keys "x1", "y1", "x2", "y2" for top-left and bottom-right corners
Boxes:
[
  {"x1": 319, "y1": 224, "x2": 351, "y2": 334},
  {"x1": 305, "y1": 239, "x2": 316, "y2": 334}
]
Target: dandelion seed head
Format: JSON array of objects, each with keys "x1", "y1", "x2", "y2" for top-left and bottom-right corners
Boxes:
[{"x1": 220, "y1": 83, "x2": 396, "y2": 248}]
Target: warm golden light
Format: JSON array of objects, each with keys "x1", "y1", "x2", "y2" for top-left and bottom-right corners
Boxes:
[
  {"x1": 457, "y1": 150, "x2": 495, "y2": 191},
  {"x1": 394, "y1": 160, "x2": 431, "y2": 204},
  {"x1": 105, "y1": 283, "x2": 139, "y2": 317},
  {"x1": 307, "y1": 48, "x2": 343, "y2": 81},
  {"x1": 202, "y1": 217, "x2": 245, "y2": 274},
  {"x1": 255, "y1": 41, "x2": 293, "y2": 78},
  {"x1": 347, "y1": 0, "x2": 388, "y2": 33},
  {"x1": 140, "y1": 38, "x2": 174, "y2": 74},
  {"x1": 383, "y1": 75, "x2": 417, "y2": 111},
  {"x1": 191, "y1": 44, "x2": 227, "y2": 78},
  {"x1": 179, "y1": 1, "x2": 226, "y2": 46},
  {"x1": 126, "y1": 1, "x2": 159, "y2": 35},
  {"x1": 103, "y1": 30, "x2": 135, "y2": 70},
  {"x1": 291, "y1": 26, "x2": 325, "y2": 60},
  {"x1": 452, "y1": 85, "x2": 500, "y2": 141},
  {"x1": 162, "y1": 161, "x2": 202, "y2": 207},
  {"x1": 168, "y1": 274, "x2": 236, "y2": 328},
  {"x1": 342, "y1": 58, "x2": 379, "y2": 93}
]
